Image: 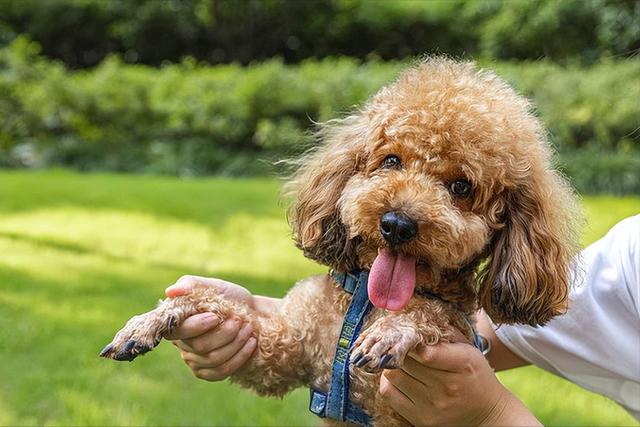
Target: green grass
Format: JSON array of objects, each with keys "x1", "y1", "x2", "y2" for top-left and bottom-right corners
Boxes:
[{"x1": 0, "y1": 169, "x2": 638, "y2": 426}]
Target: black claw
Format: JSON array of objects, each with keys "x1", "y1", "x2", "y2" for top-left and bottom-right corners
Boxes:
[
  {"x1": 124, "y1": 339, "x2": 136, "y2": 353},
  {"x1": 137, "y1": 344, "x2": 152, "y2": 355},
  {"x1": 112, "y1": 339, "x2": 139, "y2": 361},
  {"x1": 99, "y1": 343, "x2": 114, "y2": 358},
  {"x1": 351, "y1": 352, "x2": 364, "y2": 365},
  {"x1": 355, "y1": 356, "x2": 371, "y2": 368},
  {"x1": 379, "y1": 354, "x2": 393, "y2": 369},
  {"x1": 114, "y1": 350, "x2": 137, "y2": 362},
  {"x1": 166, "y1": 316, "x2": 178, "y2": 335},
  {"x1": 113, "y1": 353, "x2": 138, "y2": 362},
  {"x1": 105, "y1": 338, "x2": 156, "y2": 362}
]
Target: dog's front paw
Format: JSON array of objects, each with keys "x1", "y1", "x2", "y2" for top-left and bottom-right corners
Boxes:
[
  {"x1": 350, "y1": 318, "x2": 420, "y2": 373},
  {"x1": 100, "y1": 311, "x2": 177, "y2": 361}
]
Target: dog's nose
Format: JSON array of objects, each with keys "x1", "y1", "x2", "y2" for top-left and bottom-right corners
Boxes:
[{"x1": 380, "y1": 211, "x2": 417, "y2": 246}]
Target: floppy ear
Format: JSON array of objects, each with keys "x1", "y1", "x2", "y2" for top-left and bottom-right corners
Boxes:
[
  {"x1": 286, "y1": 116, "x2": 368, "y2": 271},
  {"x1": 479, "y1": 168, "x2": 580, "y2": 326}
]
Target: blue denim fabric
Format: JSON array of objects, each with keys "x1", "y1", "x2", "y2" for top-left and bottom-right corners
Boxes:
[{"x1": 309, "y1": 270, "x2": 372, "y2": 426}]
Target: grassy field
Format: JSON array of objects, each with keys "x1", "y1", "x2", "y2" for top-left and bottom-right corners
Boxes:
[{"x1": 0, "y1": 169, "x2": 638, "y2": 426}]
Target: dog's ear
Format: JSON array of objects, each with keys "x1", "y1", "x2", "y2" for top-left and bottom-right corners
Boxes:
[
  {"x1": 286, "y1": 116, "x2": 368, "y2": 271},
  {"x1": 478, "y1": 167, "x2": 580, "y2": 326}
]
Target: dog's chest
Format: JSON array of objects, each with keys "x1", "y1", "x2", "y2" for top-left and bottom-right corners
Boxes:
[{"x1": 286, "y1": 275, "x2": 384, "y2": 412}]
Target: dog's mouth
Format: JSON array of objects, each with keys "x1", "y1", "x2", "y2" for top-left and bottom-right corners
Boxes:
[{"x1": 368, "y1": 248, "x2": 417, "y2": 311}]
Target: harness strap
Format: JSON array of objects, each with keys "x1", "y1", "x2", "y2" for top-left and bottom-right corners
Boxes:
[
  {"x1": 309, "y1": 388, "x2": 370, "y2": 426},
  {"x1": 331, "y1": 270, "x2": 360, "y2": 295},
  {"x1": 309, "y1": 270, "x2": 372, "y2": 426}
]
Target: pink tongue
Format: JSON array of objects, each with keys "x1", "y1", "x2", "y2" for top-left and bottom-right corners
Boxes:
[{"x1": 368, "y1": 248, "x2": 417, "y2": 311}]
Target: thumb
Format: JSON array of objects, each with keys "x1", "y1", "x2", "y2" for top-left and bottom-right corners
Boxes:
[
  {"x1": 165, "y1": 282, "x2": 192, "y2": 298},
  {"x1": 165, "y1": 283, "x2": 189, "y2": 298},
  {"x1": 165, "y1": 276, "x2": 252, "y2": 303},
  {"x1": 165, "y1": 275, "x2": 216, "y2": 298}
]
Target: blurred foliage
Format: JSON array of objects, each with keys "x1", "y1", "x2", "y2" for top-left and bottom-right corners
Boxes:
[
  {"x1": 0, "y1": 37, "x2": 638, "y2": 192},
  {"x1": 558, "y1": 149, "x2": 640, "y2": 195},
  {"x1": 0, "y1": 0, "x2": 638, "y2": 68}
]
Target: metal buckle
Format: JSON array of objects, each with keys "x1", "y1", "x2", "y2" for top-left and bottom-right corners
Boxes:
[{"x1": 477, "y1": 333, "x2": 491, "y2": 356}]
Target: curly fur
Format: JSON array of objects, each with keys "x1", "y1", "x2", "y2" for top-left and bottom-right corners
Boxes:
[
  {"x1": 103, "y1": 57, "x2": 581, "y2": 426},
  {"x1": 288, "y1": 57, "x2": 580, "y2": 325}
]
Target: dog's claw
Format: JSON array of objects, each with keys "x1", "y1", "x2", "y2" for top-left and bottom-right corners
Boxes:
[
  {"x1": 108, "y1": 339, "x2": 153, "y2": 362},
  {"x1": 351, "y1": 352, "x2": 364, "y2": 365},
  {"x1": 166, "y1": 315, "x2": 178, "y2": 335},
  {"x1": 379, "y1": 354, "x2": 394, "y2": 369},
  {"x1": 355, "y1": 356, "x2": 371, "y2": 368},
  {"x1": 114, "y1": 340, "x2": 138, "y2": 361},
  {"x1": 99, "y1": 343, "x2": 114, "y2": 358},
  {"x1": 114, "y1": 352, "x2": 136, "y2": 361}
]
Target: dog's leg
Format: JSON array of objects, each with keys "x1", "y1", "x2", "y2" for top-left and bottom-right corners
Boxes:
[
  {"x1": 228, "y1": 276, "x2": 341, "y2": 397},
  {"x1": 227, "y1": 310, "x2": 312, "y2": 397},
  {"x1": 100, "y1": 287, "x2": 249, "y2": 361},
  {"x1": 101, "y1": 277, "x2": 328, "y2": 398},
  {"x1": 350, "y1": 300, "x2": 459, "y2": 373},
  {"x1": 349, "y1": 315, "x2": 423, "y2": 372}
]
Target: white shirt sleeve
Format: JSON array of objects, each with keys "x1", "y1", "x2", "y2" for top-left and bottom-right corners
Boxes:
[{"x1": 494, "y1": 215, "x2": 640, "y2": 420}]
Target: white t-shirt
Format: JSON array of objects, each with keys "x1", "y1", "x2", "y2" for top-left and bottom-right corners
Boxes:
[{"x1": 495, "y1": 215, "x2": 640, "y2": 420}]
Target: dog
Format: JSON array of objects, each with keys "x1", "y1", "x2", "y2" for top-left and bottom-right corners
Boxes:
[{"x1": 101, "y1": 57, "x2": 580, "y2": 426}]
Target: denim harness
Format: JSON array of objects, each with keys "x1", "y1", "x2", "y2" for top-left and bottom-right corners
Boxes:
[{"x1": 309, "y1": 269, "x2": 487, "y2": 426}]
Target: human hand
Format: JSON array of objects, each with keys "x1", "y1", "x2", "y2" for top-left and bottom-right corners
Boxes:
[
  {"x1": 163, "y1": 275, "x2": 258, "y2": 382},
  {"x1": 379, "y1": 340, "x2": 541, "y2": 426}
]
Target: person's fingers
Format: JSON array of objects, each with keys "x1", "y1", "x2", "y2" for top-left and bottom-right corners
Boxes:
[
  {"x1": 180, "y1": 322, "x2": 254, "y2": 366},
  {"x1": 407, "y1": 342, "x2": 478, "y2": 373},
  {"x1": 176, "y1": 317, "x2": 246, "y2": 354},
  {"x1": 190, "y1": 336, "x2": 258, "y2": 381},
  {"x1": 164, "y1": 312, "x2": 221, "y2": 340},
  {"x1": 379, "y1": 371, "x2": 416, "y2": 417},
  {"x1": 383, "y1": 366, "x2": 430, "y2": 404},
  {"x1": 401, "y1": 352, "x2": 455, "y2": 387}
]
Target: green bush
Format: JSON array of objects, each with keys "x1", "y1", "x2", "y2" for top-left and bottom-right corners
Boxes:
[
  {"x1": 1, "y1": 0, "x2": 638, "y2": 68},
  {"x1": 558, "y1": 149, "x2": 640, "y2": 195},
  {"x1": 491, "y1": 60, "x2": 640, "y2": 150},
  {"x1": 479, "y1": 0, "x2": 640, "y2": 63},
  {"x1": 0, "y1": 38, "x2": 638, "y2": 193}
]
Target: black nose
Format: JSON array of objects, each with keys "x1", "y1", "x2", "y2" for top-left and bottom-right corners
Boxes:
[{"x1": 380, "y1": 211, "x2": 418, "y2": 246}]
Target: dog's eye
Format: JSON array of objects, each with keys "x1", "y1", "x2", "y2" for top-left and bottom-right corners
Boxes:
[
  {"x1": 381, "y1": 155, "x2": 402, "y2": 170},
  {"x1": 449, "y1": 179, "x2": 472, "y2": 198}
]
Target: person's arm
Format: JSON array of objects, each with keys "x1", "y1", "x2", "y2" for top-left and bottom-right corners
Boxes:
[
  {"x1": 163, "y1": 275, "x2": 283, "y2": 381},
  {"x1": 476, "y1": 310, "x2": 530, "y2": 371},
  {"x1": 379, "y1": 311, "x2": 539, "y2": 426}
]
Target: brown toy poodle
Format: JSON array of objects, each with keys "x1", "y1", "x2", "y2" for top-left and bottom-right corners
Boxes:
[{"x1": 101, "y1": 57, "x2": 580, "y2": 426}]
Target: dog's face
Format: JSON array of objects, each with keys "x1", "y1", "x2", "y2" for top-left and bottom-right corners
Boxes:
[
  {"x1": 288, "y1": 58, "x2": 580, "y2": 326},
  {"x1": 338, "y1": 128, "x2": 494, "y2": 311},
  {"x1": 339, "y1": 132, "x2": 493, "y2": 272}
]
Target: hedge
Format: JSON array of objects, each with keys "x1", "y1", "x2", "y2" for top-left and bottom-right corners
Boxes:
[
  {"x1": 558, "y1": 149, "x2": 640, "y2": 195},
  {"x1": 1, "y1": 0, "x2": 638, "y2": 68},
  {"x1": 0, "y1": 38, "x2": 638, "y2": 194}
]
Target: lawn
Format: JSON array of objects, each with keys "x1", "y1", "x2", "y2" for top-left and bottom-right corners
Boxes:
[{"x1": 0, "y1": 169, "x2": 638, "y2": 426}]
